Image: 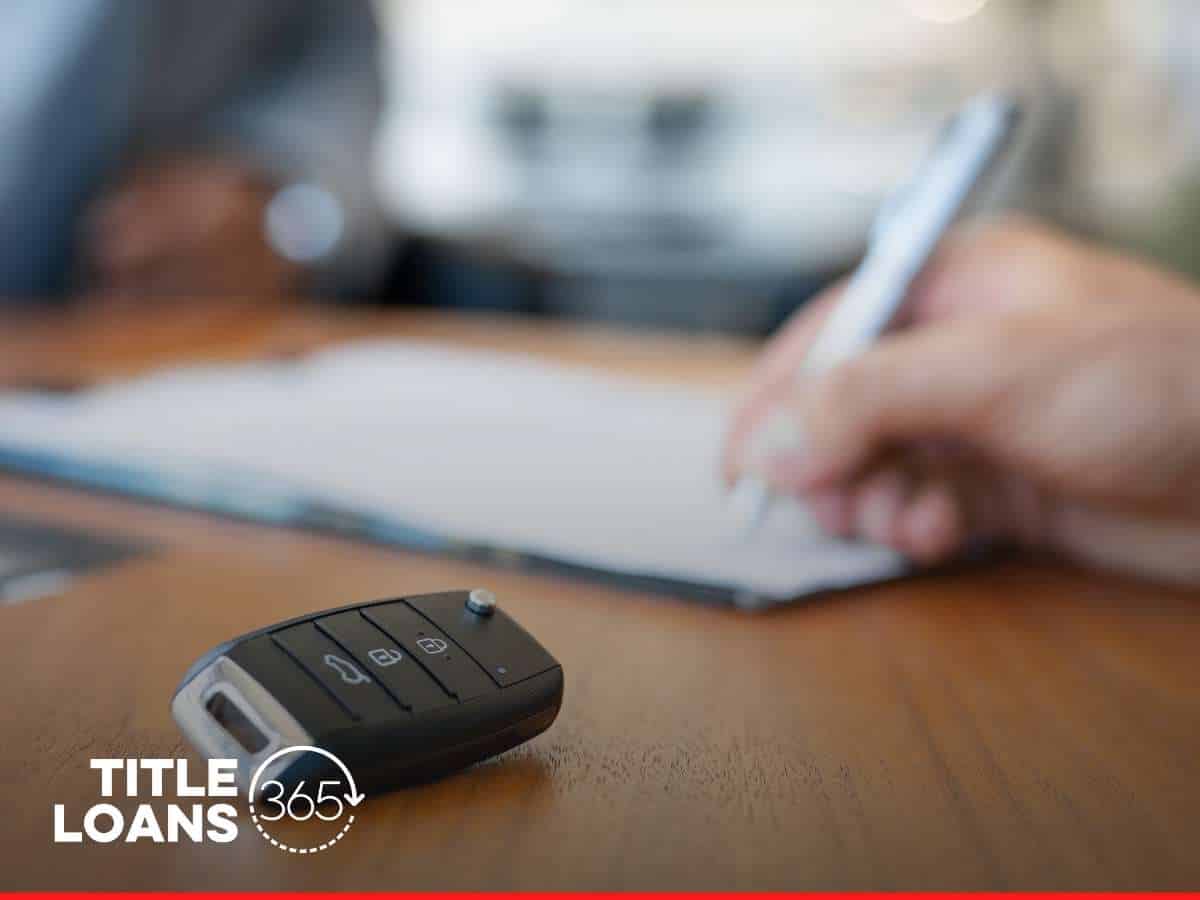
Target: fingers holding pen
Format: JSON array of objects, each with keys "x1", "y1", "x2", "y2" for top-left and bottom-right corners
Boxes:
[
  {"x1": 768, "y1": 451, "x2": 968, "y2": 564},
  {"x1": 767, "y1": 430, "x2": 1063, "y2": 571},
  {"x1": 764, "y1": 455, "x2": 913, "y2": 543},
  {"x1": 722, "y1": 287, "x2": 842, "y2": 483},
  {"x1": 768, "y1": 453, "x2": 995, "y2": 565},
  {"x1": 723, "y1": 216, "x2": 1049, "y2": 484}
]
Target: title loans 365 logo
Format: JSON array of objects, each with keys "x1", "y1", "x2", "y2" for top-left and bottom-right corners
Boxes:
[{"x1": 53, "y1": 749, "x2": 363, "y2": 853}]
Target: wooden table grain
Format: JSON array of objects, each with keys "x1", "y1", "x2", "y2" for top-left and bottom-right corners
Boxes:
[{"x1": 0, "y1": 304, "x2": 1197, "y2": 890}]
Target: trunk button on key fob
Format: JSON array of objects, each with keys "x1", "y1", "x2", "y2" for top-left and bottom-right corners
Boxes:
[{"x1": 272, "y1": 623, "x2": 399, "y2": 722}]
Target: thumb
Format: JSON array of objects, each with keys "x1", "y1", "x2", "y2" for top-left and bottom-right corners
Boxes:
[{"x1": 784, "y1": 319, "x2": 1008, "y2": 489}]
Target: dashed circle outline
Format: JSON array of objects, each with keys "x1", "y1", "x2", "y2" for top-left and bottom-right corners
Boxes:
[
  {"x1": 249, "y1": 800, "x2": 354, "y2": 854},
  {"x1": 247, "y1": 748, "x2": 357, "y2": 854}
]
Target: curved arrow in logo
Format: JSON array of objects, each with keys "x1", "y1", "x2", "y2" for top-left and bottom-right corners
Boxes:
[{"x1": 249, "y1": 744, "x2": 365, "y2": 807}]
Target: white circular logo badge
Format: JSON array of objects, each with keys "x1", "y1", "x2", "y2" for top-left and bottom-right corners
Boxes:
[{"x1": 247, "y1": 746, "x2": 364, "y2": 854}]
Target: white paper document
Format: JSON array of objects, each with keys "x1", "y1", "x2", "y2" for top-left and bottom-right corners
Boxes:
[{"x1": 0, "y1": 341, "x2": 905, "y2": 605}]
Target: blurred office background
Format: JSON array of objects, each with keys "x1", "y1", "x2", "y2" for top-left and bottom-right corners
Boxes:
[
  {"x1": 371, "y1": 0, "x2": 1200, "y2": 332},
  {"x1": 6, "y1": 1, "x2": 1200, "y2": 334}
]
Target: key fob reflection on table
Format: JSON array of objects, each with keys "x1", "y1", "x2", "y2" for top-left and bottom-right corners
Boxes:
[{"x1": 172, "y1": 590, "x2": 563, "y2": 795}]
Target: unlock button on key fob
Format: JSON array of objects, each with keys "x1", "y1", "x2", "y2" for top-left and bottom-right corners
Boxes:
[{"x1": 272, "y1": 623, "x2": 400, "y2": 721}]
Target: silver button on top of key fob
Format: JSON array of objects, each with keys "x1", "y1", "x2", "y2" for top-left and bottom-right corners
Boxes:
[{"x1": 171, "y1": 590, "x2": 563, "y2": 795}]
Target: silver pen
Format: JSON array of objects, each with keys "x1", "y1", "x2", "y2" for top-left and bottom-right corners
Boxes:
[{"x1": 729, "y1": 93, "x2": 1022, "y2": 534}]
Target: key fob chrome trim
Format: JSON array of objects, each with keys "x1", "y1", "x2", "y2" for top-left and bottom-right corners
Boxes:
[{"x1": 172, "y1": 655, "x2": 313, "y2": 794}]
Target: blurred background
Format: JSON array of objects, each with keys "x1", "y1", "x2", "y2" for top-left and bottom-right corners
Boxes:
[
  {"x1": 7, "y1": 0, "x2": 1200, "y2": 335},
  {"x1": 373, "y1": 0, "x2": 1200, "y2": 331}
]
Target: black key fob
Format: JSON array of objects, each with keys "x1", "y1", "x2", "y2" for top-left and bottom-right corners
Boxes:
[{"x1": 172, "y1": 590, "x2": 563, "y2": 795}]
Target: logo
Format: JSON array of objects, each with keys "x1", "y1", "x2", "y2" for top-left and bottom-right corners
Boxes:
[
  {"x1": 53, "y1": 749, "x2": 363, "y2": 854},
  {"x1": 53, "y1": 759, "x2": 239, "y2": 845},
  {"x1": 248, "y1": 746, "x2": 364, "y2": 855}
]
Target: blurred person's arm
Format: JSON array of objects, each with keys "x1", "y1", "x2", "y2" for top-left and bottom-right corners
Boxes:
[
  {"x1": 84, "y1": 0, "x2": 387, "y2": 302},
  {"x1": 724, "y1": 218, "x2": 1200, "y2": 584}
]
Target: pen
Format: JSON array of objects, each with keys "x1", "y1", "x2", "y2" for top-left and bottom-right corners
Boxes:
[{"x1": 728, "y1": 93, "x2": 1022, "y2": 535}]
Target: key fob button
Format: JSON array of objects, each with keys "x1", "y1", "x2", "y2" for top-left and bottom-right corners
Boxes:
[
  {"x1": 466, "y1": 588, "x2": 496, "y2": 616},
  {"x1": 363, "y1": 601, "x2": 497, "y2": 702},
  {"x1": 315, "y1": 611, "x2": 455, "y2": 714},
  {"x1": 226, "y1": 635, "x2": 353, "y2": 735},
  {"x1": 407, "y1": 591, "x2": 557, "y2": 687},
  {"x1": 272, "y1": 623, "x2": 402, "y2": 722}
]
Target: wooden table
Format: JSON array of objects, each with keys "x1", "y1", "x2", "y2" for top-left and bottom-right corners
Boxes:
[{"x1": 1, "y1": 303, "x2": 1198, "y2": 890}]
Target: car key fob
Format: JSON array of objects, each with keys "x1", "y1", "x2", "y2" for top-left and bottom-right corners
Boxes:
[{"x1": 172, "y1": 589, "x2": 562, "y2": 795}]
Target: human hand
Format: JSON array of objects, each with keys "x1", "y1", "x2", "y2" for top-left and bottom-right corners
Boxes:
[
  {"x1": 724, "y1": 218, "x2": 1200, "y2": 584},
  {"x1": 80, "y1": 158, "x2": 301, "y2": 303}
]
